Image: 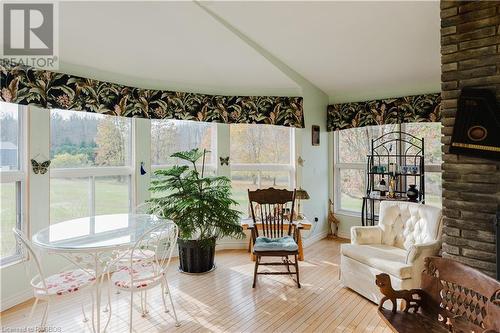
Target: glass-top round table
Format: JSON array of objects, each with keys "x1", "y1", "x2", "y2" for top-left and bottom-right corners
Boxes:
[
  {"x1": 33, "y1": 214, "x2": 162, "y2": 252},
  {"x1": 32, "y1": 213, "x2": 166, "y2": 333}
]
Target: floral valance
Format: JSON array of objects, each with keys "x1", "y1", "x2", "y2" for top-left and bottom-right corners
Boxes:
[
  {"x1": 327, "y1": 93, "x2": 441, "y2": 131},
  {"x1": 0, "y1": 61, "x2": 304, "y2": 128}
]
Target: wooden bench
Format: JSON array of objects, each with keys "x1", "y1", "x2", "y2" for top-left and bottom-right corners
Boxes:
[{"x1": 375, "y1": 256, "x2": 500, "y2": 333}]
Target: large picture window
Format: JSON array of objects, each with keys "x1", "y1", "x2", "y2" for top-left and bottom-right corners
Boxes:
[
  {"x1": 0, "y1": 102, "x2": 26, "y2": 265},
  {"x1": 151, "y1": 119, "x2": 215, "y2": 169},
  {"x1": 50, "y1": 109, "x2": 132, "y2": 224},
  {"x1": 334, "y1": 123, "x2": 442, "y2": 215},
  {"x1": 404, "y1": 122, "x2": 443, "y2": 208},
  {"x1": 230, "y1": 124, "x2": 295, "y2": 216}
]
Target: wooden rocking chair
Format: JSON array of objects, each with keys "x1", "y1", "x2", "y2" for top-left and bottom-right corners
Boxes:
[{"x1": 248, "y1": 188, "x2": 300, "y2": 288}]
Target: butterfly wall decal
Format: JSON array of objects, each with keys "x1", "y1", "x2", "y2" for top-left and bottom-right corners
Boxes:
[
  {"x1": 219, "y1": 156, "x2": 230, "y2": 166},
  {"x1": 31, "y1": 159, "x2": 51, "y2": 175}
]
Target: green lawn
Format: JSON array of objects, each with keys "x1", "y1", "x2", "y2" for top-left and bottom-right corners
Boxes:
[
  {"x1": 340, "y1": 194, "x2": 363, "y2": 212},
  {"x1": 51, "y1": 177, "x2": 129, "y2": 223},
  {"x1": 1, "y1": 178, "x2": 129, "y2": 259},
  {"x1": 1, "y1": 183, "x2": 17, "y2": 258},
  {"x1": 231, "y1": 180, "x2": 252, "y2": 217}
]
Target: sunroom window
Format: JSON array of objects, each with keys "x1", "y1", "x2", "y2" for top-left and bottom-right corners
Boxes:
[
  {"x1": 404, "y1": 122, "x2": 443, "y2": 208},
  {"x1": 151, "y1": 119, "x2": 216, "y2": 171},
  {"x1": 230, "y1": 124, "x2": 295, "y2": 216},
  {"x1": 0, "y1": 102, "x2": 26, "y2": 265},
  {"x1": 334, "y1": 123, "x2": 442, "y2": 215},
  {"x1": 49, "y1": 109, "x2": 132, "y2": 224}
]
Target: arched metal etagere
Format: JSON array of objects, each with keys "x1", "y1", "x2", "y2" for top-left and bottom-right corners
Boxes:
[{"x1": 361, "y1": 130, "x2": 426, "y2": 226}]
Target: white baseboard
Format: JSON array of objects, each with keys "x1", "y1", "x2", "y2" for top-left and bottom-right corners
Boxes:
[
  {"x1": 216, "y1": 240, "x2": 248, "y2": 251},
  {"x1": 337, "y1": 231, "x2": 351, "y2": 240},
  {"x1": 1, "y1": 289, "x2": 33, "y2": 312},
  {"x1": 302, "y1": 230, "x2": 329, "y2": 248}
]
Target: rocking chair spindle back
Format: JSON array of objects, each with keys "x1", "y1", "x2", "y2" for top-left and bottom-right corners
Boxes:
[
  {"x1": 248, "y1": 188, "x2": 296, "y2": 239},
  {"x1": 248, "y1": 188, "x2": 301, "y2": 288}
]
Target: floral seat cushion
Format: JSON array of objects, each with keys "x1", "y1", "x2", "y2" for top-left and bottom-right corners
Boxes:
[
  {"x1": 111, "y1": 262, "x2": 163, "y2": 289},
  {"x1": 34, "y1": 269, "x2": 96, "y2": 296},
  {"x1": 253, "y1": 236, "x2": 298, "y2": 252}
]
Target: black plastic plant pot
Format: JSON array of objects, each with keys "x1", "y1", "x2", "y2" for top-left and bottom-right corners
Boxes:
[{"x1": 178, "y1": 238, "x2": 216, "y2": 274}]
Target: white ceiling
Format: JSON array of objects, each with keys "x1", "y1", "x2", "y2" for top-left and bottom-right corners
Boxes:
[
  {"x1": 206, "y1": 1, "x2": 441, "y2": 103},
  {"x1": 58, "y1": 1, "x2": 299, "y2": 96},
  {"x1": 48, "y1": 1, "x2": 440, "y2": 102}
]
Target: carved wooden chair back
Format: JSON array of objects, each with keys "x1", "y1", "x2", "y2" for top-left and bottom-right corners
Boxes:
[
  {"x1": 248, "y1": 188, "x2": 296, "y2": 239},
  {"x1": 422, "y1": 256, "x2": 500, "y2": 332}
]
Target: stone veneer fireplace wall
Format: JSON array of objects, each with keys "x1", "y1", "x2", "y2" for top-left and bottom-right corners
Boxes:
[{"x1": 440, "y1": 0, "x2": 500, "y2": 277}]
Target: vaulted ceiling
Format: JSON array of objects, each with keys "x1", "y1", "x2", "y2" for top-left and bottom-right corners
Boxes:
[
  {"x1": 206, "y1": 1, "x2": 441, "y2": 103},
  {"x1": 54, "y1": 1, "x2": 440, "y2": 103}
]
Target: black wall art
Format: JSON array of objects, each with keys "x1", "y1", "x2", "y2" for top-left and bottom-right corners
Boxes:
[{"x1": 450, "y1": 88, "x2": 499, "y2": 160}]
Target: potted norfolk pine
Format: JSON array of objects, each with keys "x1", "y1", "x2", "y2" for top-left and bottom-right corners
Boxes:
[{"x1": 147, "y1": 148, "x2": 244, "y2": 273}]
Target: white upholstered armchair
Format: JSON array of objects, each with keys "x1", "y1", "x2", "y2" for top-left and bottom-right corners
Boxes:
[{"x1": 340, "y1": 201, "x2": 442, "y2": 304}]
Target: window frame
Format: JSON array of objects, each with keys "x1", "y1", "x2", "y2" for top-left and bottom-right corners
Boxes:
[
  {"x1": 230, "y1": 127, "x2": 296, "y2": 187},
  {"x1": 230, "y1": 126, "x2": 296, "y2": 216},
  {"x1": 150, "y1": 120, "x2": 218, "y2": 174},
  {"x1": 49, "y1": 110, "x2": 134, "y2": 223},
  {"x1": 0, "y1": 104, "x2": 27, "y2": 266},
  {"x1": 333, "y1": 123, "x2": 442, "y2": 216}
]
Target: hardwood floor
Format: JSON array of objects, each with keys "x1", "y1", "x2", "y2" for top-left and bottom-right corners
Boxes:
[{"x1": 0, "y1": 238, "x2": 390, "y2": 332}]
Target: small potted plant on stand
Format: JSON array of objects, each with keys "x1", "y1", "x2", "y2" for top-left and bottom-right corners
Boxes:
[{"x1": 148, "y1": 148, "x2": 244, "y2": 273}]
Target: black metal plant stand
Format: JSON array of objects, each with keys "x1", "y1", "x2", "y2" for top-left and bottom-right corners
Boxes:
[{"x1": 361, "y1": 130, "x2": 426, "y2": 226}]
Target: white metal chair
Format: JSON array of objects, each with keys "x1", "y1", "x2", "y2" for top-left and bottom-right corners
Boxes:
[
  {"x1": 110, "y1": 222, "x2": 180, "y2": 331},
  {"x1": 111, "y1": 203, "x2": 157, "y2": 297},
  {"x1": 118, "y1": 203, "x2": 157, "y2": 263},
  {"x1": 116, "y1": 203, "x2": 157, "y2": 264},
  {"x1": 12, "y1": 228, "x2": 96, "y2": 331}
]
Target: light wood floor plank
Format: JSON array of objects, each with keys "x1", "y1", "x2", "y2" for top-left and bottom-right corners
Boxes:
[{"x1": 1, "y1": 238, "x2": 388, "y2": 332}]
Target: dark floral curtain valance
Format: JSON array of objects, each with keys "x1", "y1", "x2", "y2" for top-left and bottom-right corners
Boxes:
[
  {"x1": 0, "y1": 62, "x2": 304, "y2": 128},
  {"x1": 327, "y1": 93, "x2": 441, "y2": 131}
]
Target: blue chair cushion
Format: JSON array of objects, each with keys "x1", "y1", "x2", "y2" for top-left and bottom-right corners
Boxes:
[{"x1": 253, "y1": 236, "x2": 298, "y2": 252}]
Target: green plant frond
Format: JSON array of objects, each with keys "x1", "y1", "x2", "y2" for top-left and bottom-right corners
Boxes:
[
  {"x1": 170, "y1": 148, "x2": 204, "y2": 164},
  {"x1": 147, "y1": 149, "x2": 243, "y2": 241},
  {"x1": 153, "y1": 165, "x2": 189, "y2": 177}
]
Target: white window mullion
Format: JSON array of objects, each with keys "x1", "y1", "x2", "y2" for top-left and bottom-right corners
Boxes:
[
  {"x1": 15, "y1": 181, "x2": 23, "y2": 254},
  {"x1": 335, "y1": 163, "x2": 365, "y2": 170},
  {"x1": 289, "y1": 128, "x2": 295, "y2": 167},
  {"x1": 0, "y1": 171, "x2": 24, "y2": 183},
  {"x1": 128, "y1": 174, "x2": 133, "y2": 212},
  {"x1": 89, "y1": 176, "x2": 95, "y2": 217},
  {"x1": 231, "y1": 164, "x2": 293, "y2": 172},
  {"x1": 50, "y1": 167, "x2": 132, "y2": 179}
]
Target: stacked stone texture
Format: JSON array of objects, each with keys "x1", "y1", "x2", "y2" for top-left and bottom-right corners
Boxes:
[{"x1": 440, "y1": 0, "x2": 500, "y2": 277}]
